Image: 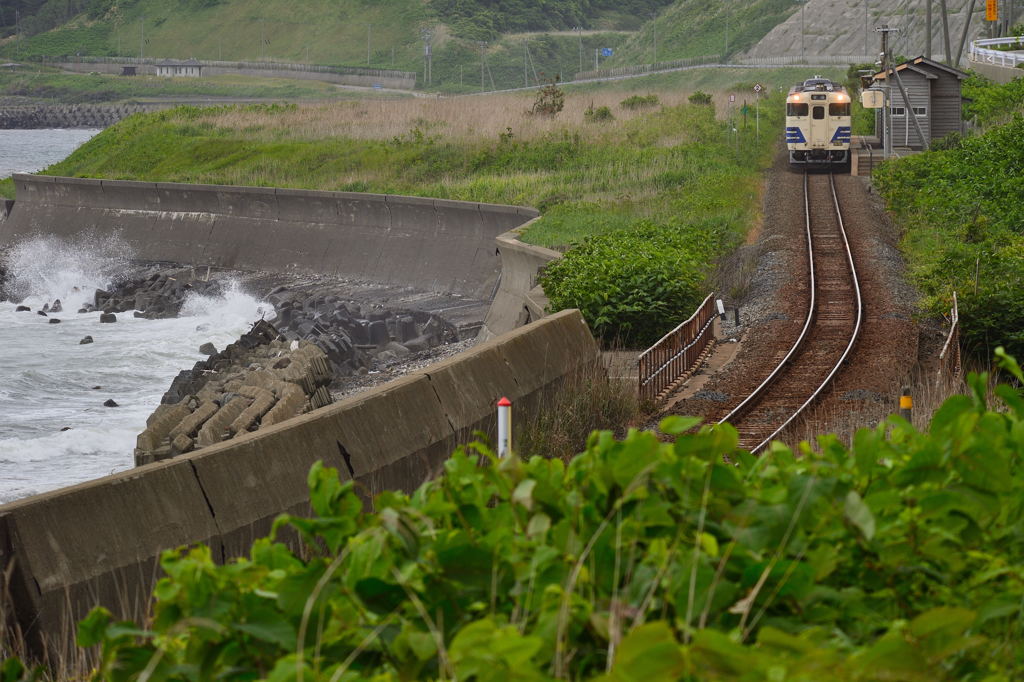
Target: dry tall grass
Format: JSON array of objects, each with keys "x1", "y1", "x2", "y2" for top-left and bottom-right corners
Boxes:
[{"x1": 195, "y1": 89, "x2": 694, "y2": 143}]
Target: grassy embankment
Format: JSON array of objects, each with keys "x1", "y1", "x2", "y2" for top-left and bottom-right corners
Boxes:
[
  {"x1": 0, "y1": 67, "x2": 406, "y2": 104},
  {"x1": 0, "y1": 67, "x2": 819, "y2": 344},
  {"x1": 874, "y1": 74, "x2": 1024, "y2": 360}
]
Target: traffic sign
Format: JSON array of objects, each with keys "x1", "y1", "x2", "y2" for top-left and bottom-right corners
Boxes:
[
  {"x1": 986, "y1": 0, "x2": 998, "y2": 21},
  {"x1": 601, "y1": 47, "x2": 614, "y2": 57},
  {"x1": 753, "y1": 83, "x2": 763, "y2": 93},
  {"x1": 729, "y1": 94, "x2": 736, "y2": 103}
]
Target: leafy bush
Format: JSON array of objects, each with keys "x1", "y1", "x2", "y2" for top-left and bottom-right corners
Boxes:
[
  {"x1": 962, "y1": 72, "x2": 1024, "y2": 124},
  {"x1": 874, "y1": 114, "x2": 1024, "y2": 358},
  {"x1": 619, "y1": 94, "x2": 659, "y2": 110},
  {"x1": 30, "y1": 350, "x2": 1024, "y2": 680},
  {"x1": 583, "y1": 104, "x2": 614, "y2": 123},
  {"x1": 540, "y1": 223, "x2": 708, "y2": 346},
  {"x1": 688, "y1": 90, "x2": 712, "y2": 105}
]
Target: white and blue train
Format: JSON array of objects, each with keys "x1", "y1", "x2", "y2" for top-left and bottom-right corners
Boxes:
[{"x1": 785, "y1": 77, "x2": 851, "y2": 169}]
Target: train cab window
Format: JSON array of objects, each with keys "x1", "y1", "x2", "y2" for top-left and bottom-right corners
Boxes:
[
  {"x1": 829, "y1": 102, "x2": 850, "y2": 116},
  {"x1": 787, "y1": 103, "x2": 809, "y2": 116},
  {"x1": 812, "y1": 106, "x2": 825, "y2": 120}
]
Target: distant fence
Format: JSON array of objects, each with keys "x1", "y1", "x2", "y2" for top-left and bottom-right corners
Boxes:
[
  {"x1": 638, "y1": 294, "x2": 717, "y2": 403},
  {"x1": 574, "y1": 54, "x2": 881, "y2": 84},
  {"x1": 734, "y1": 55, "x2": 876, "y2": 66},
  {"x1": 40, "y1": 55, "x2": 416, "y2": 82},
  {"x1": 575, "y1": 55, "x2": 719, "y2": 81}
]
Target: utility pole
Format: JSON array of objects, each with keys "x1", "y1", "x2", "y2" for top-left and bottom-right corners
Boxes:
[
  {"x1": 938, "y1": 0, "x2": 953, "y2": 63},
  {"x1": 524, "y1": 39, "x2": 528, "y2": 87},
  {"x1": 651, "y1": 13, "x2": 658, "y2": 63},
  {"x1": 878, "y1": 25, "x2": 899, "y2": 160},
  {"x1": 421, "y1": 28, "x2": 433, "y2": 85},
  {"x1": 725, "y1": 3, "x2": 729, "y2": 56},
  {"x1": 864, "y1": 0, "x2": 869, "y2": 55},
  {"x1": 140, "y1": 16, "x2": 144, "y2": 59},
  {"x1": 574, "y1": 26, "x2": 583, "y2": 73},
  {"x1": 799, "y1": 0, "x2": 807, "y2": 61},
  {"x1": 926, "y1": 0, "x2": 933, "y2": 58},
  {"x1": 478, "y1": 41, "x2": 486, "y2": 92},
  {"x1": 366, "y1": 24, "x2": 372, "y2": 66}
]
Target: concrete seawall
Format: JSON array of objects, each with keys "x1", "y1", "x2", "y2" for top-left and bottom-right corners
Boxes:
[
  {"x1": 2, "y1": 175, "x2": 538, "y2": 301},
  {"x1": 479, "y1": 219, "x2": 563, "y2": 340},
  {"x1": 0, "y1": 310, "x2": 598, "y2": 659}
]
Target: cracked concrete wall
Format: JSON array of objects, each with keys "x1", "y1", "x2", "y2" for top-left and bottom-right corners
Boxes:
[{"x1": 0, "y1": 309, "x2": 598, "y2": 662}]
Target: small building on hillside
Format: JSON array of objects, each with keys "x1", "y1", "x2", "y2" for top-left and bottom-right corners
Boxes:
[
  {"x1": 869, "y1": 56, "x2": 968, "y2": 150},
  {"x1": 154, "y1": 58, "x2": 204, "y2": 78},
  {"x1": 120, "y1": 65, "x2": 137, "y2": 76}
]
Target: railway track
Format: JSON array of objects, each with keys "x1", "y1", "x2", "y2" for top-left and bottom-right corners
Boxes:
[{"x1": 717, "y1": 172, "x2": 863, "y2": 453}]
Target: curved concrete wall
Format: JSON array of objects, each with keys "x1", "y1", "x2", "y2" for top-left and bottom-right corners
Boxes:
[
  {"x1": 478, "y1": 219, "x2": 562, "y2": 340},
  {"x1": 0, "y1": 310, "x2": 598, "y2": 661},
  {"x1": 2, "y1": 175, "x2": 538, "y2": 301}
]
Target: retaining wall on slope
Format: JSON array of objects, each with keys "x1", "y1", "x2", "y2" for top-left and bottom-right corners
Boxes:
[
  {"x1": 0, "y1": 309, "x2": 598, "y2": 661},
  {"x1": 55, "y1": 61, "x2": 417, "y2": 89},
  {"x1": 2, "y1": 175, "x2": 538, "y2": 301},
  {"x1": 478, "y1": 220, "x2": 562, "y2": 340}
]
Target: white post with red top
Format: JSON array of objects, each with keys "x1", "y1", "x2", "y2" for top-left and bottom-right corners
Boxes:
[{"x1": 497, "y1": 396, "x2": 512, "y2": 458}]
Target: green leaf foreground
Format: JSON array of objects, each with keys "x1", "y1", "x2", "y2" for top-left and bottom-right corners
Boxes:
[{"x1": 19, "y1": 352, "x2": 1024, "y2": 680}]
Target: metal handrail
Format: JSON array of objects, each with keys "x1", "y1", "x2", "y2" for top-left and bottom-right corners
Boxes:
[
  {"x1": 968, "y1": 37, "x2": 1024, "y2": 67},
  {"x1": 638, "y1": 293, "x2": 717, "y2": 403}
]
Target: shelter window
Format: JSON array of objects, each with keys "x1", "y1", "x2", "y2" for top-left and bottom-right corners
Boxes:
[
  {"x1": 829, "y1": 102, "x2": 850, "y2": 116},
  {"x1": 913, "y1": 106, "x2": 927, "y2": 116},
  {"x1": 812, "y1": 106, "x2": 825, "y2": 120},
  {"x1": 787, "y1": 103, "x2": 809, "y2": 116},
  {"x1": 890, "y1": 106, "x2": 906, "y2": 117}
]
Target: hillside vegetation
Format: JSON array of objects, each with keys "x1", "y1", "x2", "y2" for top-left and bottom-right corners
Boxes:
[
  {"x1": 609, "y1": 0, "x2": 798, "y2": 64},
  {"x1": 874, "y1": 74, "x2": 1024, "y2": 360},
  {"x1": 0, "y1": 0, "x2": 798, "y2": 93}
]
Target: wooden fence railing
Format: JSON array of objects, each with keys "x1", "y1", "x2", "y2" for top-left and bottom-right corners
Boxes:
[
  {"x1": 938, "y1": 292, "x2": 961, "y2": 380},
  {"x1": 638, "y1": 293, "x2": 717, "y2": 403}
]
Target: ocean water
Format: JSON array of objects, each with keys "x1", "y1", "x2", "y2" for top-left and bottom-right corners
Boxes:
[
  {"x1": 0, "y1": 236, "x2": 268, "y2": 503},
  {"x1": 0, "y1": 128, "x2": 102, "y2": 178}
]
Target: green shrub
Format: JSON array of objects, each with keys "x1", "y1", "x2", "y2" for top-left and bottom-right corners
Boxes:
[
  {"x1": 874, "y1": 114, "x2": 1024, "y2": 358},
  {"x1": 37, "y1": 350, "x2": 1024, "y2": 680},
  {"x1": 540, "y1": 223, "x2": 708, "y2": 347},
  {"x1": 619, "y1": 93, "x2": 659, "y2": 109},
  {"x1": 688, "y1": 90, "x2": 712, "y2": 105},
  {"x1": 583, "y1": 104, "x2": 614, "y2": 122}
]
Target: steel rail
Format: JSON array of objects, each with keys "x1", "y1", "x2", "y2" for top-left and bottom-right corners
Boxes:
[{"x1": 717, "y1": 172, "x2": 863, "y2": 454}]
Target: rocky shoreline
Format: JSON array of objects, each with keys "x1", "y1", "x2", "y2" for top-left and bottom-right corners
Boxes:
[{"x1": 1, "y1": 257, "x2": 479, "y2": 465}]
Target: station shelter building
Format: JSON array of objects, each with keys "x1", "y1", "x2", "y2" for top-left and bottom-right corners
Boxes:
[{"x1": 869, "y1": 56, "x2": 968, "y2": 150}]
